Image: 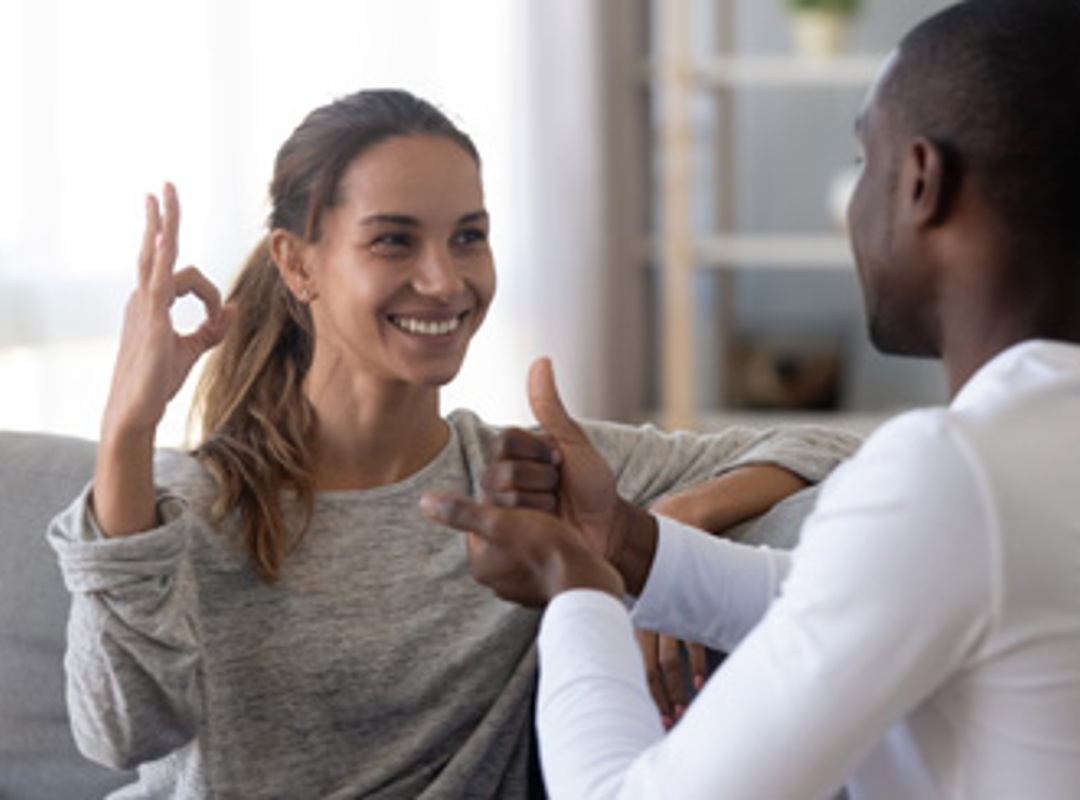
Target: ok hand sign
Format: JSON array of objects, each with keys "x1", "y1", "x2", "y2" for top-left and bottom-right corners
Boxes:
[
  {"x1": 94, "y1": 184, "x2": 235, "y2": 538},
  {"x1": 102, "y1": 183, "x2": 234, "y2": 441}
]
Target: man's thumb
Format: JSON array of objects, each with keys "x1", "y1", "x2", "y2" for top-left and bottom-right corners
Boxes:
[{"x1": 528, "y1": 357, "x2": 585, "y2": 445}]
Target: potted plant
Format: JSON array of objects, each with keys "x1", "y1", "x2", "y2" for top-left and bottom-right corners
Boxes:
[{"x1": 783, "y1": 0, "x2": 862, "y2": 59}]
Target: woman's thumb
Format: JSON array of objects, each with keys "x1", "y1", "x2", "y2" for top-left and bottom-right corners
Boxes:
[{"x1": 528, "y1": 357, "x2": 585, "y2": 446}]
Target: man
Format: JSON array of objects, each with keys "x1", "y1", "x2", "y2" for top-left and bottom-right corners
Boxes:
[{"x1": 421, "y1": 1, "x2": 1080, "y2": 796}]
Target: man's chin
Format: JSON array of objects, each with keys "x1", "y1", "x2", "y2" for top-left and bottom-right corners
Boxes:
[{"x1": 869, "y1": 324, "x2": 939, "y2": 359}]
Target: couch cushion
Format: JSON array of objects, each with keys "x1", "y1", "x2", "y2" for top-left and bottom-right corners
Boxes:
[{"x1": 0, "y1": 430, "x2": 135, "y2": 798}]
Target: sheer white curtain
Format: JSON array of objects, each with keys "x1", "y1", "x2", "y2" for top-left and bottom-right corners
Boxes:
[{"x1": 0, "y1": 0, "x2": 613, "y2": 445}]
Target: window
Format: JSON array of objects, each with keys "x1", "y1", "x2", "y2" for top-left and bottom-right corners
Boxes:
[{"x1": 1, "y1": 0, "x2": 603, "y2": 444}]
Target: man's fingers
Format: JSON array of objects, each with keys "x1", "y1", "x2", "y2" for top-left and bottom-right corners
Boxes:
[
  {"x1": 483, "y1": 428, "x2": 561, "y2": 513},
  {"x1": 465, "y1": 530, "x2": 486, "y2": 560},
  {"x1": 494, "y1": 427, "x2": 561, "y2": 465},
  {"x1": 420, "y1": 491, "x2": 497, "y2": 539},
  {"x1": 527, "y1": 357, "x2": 588, "y2": 448},
  {"x1": 482, "y1": 459, "x2": 559, "y2": 495},
  {"x1": 486, "y1": 491, "x2": 557, "y2": 513}
]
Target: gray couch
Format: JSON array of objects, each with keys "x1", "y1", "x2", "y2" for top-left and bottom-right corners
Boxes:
[
  {"x1": 0, "y1": 428, "x2": 821, "y2": 799},
  {"x1": 0, "y1": 431, "x2": 136, "y2": 798}
]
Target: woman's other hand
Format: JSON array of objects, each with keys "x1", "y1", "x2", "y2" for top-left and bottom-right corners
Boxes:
[{"x1": 635, "y1": 629, "x2": 707, "y2": 730}]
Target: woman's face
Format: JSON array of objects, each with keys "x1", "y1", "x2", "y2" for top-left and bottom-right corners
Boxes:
[{"x1": 304, "y1": 134, "x2": 495, "y2": 390}]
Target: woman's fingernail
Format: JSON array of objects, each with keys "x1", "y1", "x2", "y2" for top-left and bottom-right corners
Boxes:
[{"x1": 693, "y1": 675, "x2": 705, "y2": 692}]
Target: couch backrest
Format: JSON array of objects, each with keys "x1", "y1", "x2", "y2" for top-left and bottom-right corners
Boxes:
[{"x1": 0, "y1": 430, "x2": 135, "y2": 798}]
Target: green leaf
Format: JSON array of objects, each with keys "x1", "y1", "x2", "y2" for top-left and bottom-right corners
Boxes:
[{"x1": 784, "y1": 0, "x2": 861, "y2": 15}]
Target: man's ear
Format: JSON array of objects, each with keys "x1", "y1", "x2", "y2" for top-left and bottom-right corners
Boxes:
[
  {"x1": 270, "y1": 229, "x2": 317, "y2": 301},
  {"x1": 903, "y1": 136, "x2": 953, "y2": 227}
]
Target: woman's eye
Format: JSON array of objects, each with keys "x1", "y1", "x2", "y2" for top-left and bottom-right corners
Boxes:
[
  {"x1": 370, "y1": 233, "x2": 413, "y2": 254},
  {"x1": 453, "y1": 228, "x2": 488, "y2": 248}
]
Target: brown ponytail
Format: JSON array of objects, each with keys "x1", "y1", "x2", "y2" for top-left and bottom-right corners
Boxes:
[{"x1": 192, "y1": 236, "x2": 315, "y2": 582}]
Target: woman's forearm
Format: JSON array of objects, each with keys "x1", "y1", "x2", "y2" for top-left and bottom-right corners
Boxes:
[
  {"x1": 649, "y1": 464, "x2": 808, "y2": 535},
  {"x1": 92, "y1": 424, "x2": 158, "y2": 537}
]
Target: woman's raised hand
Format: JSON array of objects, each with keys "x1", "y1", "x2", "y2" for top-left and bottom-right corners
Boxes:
[
  {"x1": 102, "y1": 183, "x2": 234, "y2": 441},
  {"x1": 93, "y1": 184, "x2": 234, "y2": 538}
]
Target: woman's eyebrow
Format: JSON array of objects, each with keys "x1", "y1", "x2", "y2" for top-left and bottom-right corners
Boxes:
[
  {"x1": 359, "y1": 213, "x2": 421, "y2": 227},
  {"x1": 458, "y1": 210, "x2": 489, "y2": 225},
  {"x1": 358, "y1": 211, "x2": 488, "y2": 227}
]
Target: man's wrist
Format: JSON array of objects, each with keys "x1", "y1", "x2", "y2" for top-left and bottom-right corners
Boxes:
[
  {"x1": 610, "y1": 500, "x2": 658, "y2": 596},
  {"x1": 554, "y1": 548, "x2": 626, "y2": 601}
]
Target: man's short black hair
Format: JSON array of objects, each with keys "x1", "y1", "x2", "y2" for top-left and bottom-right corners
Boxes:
[{"x1": 885, "y1": 0, "x2": 1080, "y2": 256}]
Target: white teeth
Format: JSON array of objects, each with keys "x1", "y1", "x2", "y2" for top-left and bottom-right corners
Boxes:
[{"x1": 392, "y1": 315, "x2": 462, "y2": 336}]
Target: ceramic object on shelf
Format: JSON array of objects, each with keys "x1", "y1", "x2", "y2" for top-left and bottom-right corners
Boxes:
[{"x1": 827, "y1": 165, "x2": 860, "y2": 230}]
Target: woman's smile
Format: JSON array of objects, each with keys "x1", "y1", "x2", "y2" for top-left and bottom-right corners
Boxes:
[{"x1": 388, "y1": 310, "x2": 469, "y2": 338}]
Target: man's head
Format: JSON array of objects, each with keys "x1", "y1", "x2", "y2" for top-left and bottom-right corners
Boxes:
[{"x1": 847, "y1": 0, "x2": 1080, "y2": 359}]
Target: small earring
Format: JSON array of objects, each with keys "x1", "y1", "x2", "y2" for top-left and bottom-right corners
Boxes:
[{"x1": 300, "y1": 288, "x2": 311, "y2": 302}]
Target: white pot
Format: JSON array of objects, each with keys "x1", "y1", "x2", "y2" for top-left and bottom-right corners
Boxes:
[
  {"x1": 827, "y1": 165, "x2": 860, "y2": 230},
  {"x1": 790, "y1": 10, "x2": 852, "y2": 60}
]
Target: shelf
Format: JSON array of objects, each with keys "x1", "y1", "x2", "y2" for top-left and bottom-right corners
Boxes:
[
  {"x1": 694, "y1": 55, "x2": 885, "y2": 88},
  {"x1": 697, "y1": 233, "x2": 854, "y2": 269},
  {"x1": 645, "y1": 234, "x2": 855, "y2": 270},
  {"x1": 643, "y1": 54, "x2": 886, "y2": 89}
]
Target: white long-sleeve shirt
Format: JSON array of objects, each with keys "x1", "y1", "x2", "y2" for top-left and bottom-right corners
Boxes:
[{"x1": 537, "y1": 340, "x2": 1080, "y2": 799}]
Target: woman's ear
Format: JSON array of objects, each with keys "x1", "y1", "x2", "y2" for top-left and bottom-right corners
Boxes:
[
  {"x1": 270, "y1": 229, "x2": 318, "y2": 302},
  {"x1": 903, "y1": 136, "x2": 952, "y2": 227}
]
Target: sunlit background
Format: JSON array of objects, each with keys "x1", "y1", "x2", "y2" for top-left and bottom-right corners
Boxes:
[{"x1": 0, "y1": 0, "x2": 951, "y2": 447}]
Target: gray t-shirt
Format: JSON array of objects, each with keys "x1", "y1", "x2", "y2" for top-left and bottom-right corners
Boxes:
[{"x1": 49, "y1": 409, "x2": 858, "y2": 798}]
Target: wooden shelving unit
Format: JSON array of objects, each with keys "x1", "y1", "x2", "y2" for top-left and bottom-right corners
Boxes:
[{"x1": 650, "y1": 0, "x2": 884, "y2": 430}]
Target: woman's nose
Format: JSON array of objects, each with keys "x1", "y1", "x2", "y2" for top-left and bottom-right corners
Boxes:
[{"x1": 413, "y1": 247, "x2": 465, "y2": 298}]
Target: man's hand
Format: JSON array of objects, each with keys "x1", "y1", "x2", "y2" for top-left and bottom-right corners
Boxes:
[
  {"x1": 419, "y1": 492, "x2": 624, "y2": 607},
  {"x1": 482, "y1": 358, "x2": 626, "y2": 559},
  {"x1": 480, "y1": 357, "x2": 659, "y2": 593},
  {"x1": 524, "y1": 358, "x2": 623, "y2": 558}
]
